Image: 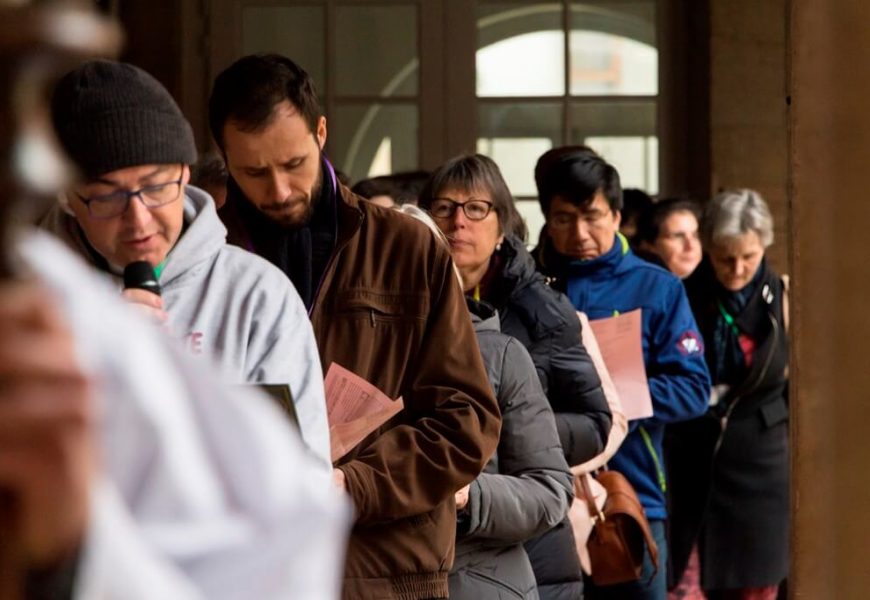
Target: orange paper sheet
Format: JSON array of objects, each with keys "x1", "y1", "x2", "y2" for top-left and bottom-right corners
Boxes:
[
  {"x1": 588, "y1": 309, "x2": 653, "y2": 421},
  {"x1": 325, "y1": 363, "x2": 404, "y2": 462}
]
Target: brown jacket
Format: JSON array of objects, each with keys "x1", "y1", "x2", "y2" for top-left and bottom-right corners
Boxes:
[{"x1": 223, "y1": 184, "x2": 501, "y2": 599}]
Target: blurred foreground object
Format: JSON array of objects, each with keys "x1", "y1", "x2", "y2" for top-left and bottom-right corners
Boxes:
[
  {"x1": 0, "y1": 2, "x2": 349, "y2": 599},
  {"x1": 0, "y1": 0, "x2": 122, "y2": 277},
  {"x1": 0, "y1": 2, "x2": 121, "y2": 594}
]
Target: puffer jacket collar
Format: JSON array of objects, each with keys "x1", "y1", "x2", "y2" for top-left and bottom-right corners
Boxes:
[
  {"x1": 466, "y1": 297, "x2": 500, "y2": 333},
  {"x1": 533, "y1": 232, "x2": 629, "y2": 289},
  {"x1": 486, "y1": 234, "x2": 546, "y2": 311}
]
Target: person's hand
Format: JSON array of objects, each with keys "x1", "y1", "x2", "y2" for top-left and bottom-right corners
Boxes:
[
  {"x1": 454, "y1": 484, "x2": 470, "y2": 510},
  {"x1": 332, "y1": 468, "x2": 346, "y2": 491},
  {"x1": 0, "y1": 281, "x2": 95, "y2": 573},
  {"x1": 121, "y1": 288, "x2": 167, "y2": 323},
  {"x1": 709, "y1": 384, "x2": 730, "y2": 407}
]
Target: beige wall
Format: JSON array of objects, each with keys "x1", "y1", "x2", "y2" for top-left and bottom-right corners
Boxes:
[{"x1": 710, "y1": 0, "x2": 789, "y2": 272}]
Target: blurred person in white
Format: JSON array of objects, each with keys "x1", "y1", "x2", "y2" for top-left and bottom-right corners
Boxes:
[
  {"x1": 1, "y1": 233, "x2": 350, "y2": 599},
  {"x1": 0, "y1": 12, "x2": 349, "y2": 597}
]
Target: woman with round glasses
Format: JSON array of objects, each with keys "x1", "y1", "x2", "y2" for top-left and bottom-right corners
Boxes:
[
  {"x1": 394, "y1": 205, "x2": 573, "y2": 600},
  {"x1": 419, "y1": 154, "x2": 611, "y2": 600}
]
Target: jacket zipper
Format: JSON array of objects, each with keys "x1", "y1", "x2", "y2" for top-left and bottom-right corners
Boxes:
[{"x1": 308, "y1": 210, "x2": 364, "y2": 319}]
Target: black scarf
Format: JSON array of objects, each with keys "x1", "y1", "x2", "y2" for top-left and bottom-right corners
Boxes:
[
  {"x1": 227, "y1": 162, "x2": 337, "y2": 310},
  {"x1": 711, "y1": 260, "x2": 766, "y2": 385}
]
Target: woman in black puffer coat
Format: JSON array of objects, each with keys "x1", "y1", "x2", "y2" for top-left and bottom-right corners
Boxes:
[{"x1": 420, "y1": 154, "x2": 612, "y2": 600}]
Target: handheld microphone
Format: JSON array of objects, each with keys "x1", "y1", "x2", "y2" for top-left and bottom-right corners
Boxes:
[{"x1": 123, "y1": 261, "x2": 161, "y2": 296}]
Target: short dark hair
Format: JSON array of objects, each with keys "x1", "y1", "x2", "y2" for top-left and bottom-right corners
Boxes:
[
  {"x1": 352, "y1": 170, "x2": 430, "y2": 206},
  {"x1": 621, "y1": 188, "x2": 654, "y2": 227},
  {"x1": 534, "y1": 145, "x2": 622, "y2": 216},
  {"x1": 352, "y1": 176, "x2": 399, "y2": 201},
  {"x1": 418, "y1": 154, "x2": 527, "y2": 241},
  {"x1": 208, "y1": 54, "x2": 322, "y2": 150},
  {"x1": 191, "y1": 152, "x2": 228, "y2": 190},
  {"x1": 387, "y1": 170, "x2": 430, "y2": 206},
  {"x1": 635, "y1": 197, "x2": 701, "y2": 246}
]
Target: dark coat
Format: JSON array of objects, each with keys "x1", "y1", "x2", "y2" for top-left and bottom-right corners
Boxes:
[
  {"x1": 449, "y1": 301, "x2": 574, "y2": 600},
  {"x1": 486, "y1": 235, "x2": 611, "y2": 467},
  {"x1": 221, "y1": 176, "x2": 501, "y2": 600},
  {"x1": 666, "y1": 257, "x2": 789, "y2": 591},
  {"x1": 481, "y1": 235, "x2": 611, "y2": 600}
]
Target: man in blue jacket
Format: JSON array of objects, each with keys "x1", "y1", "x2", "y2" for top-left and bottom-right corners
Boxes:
[{"x1": 533, "y1": 146, "x2": 711, "y2": 600}]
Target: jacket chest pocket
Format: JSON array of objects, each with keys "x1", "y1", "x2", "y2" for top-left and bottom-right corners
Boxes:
[
  {"x1": 317, "y1": 290, "x2": 431, "y2": 402},
  {"x1": 332, "y1": 289, "x2": 429, "y2": 325},
  {"x1": 326, "y1": 290, "x2": 429, "y2": 384}
]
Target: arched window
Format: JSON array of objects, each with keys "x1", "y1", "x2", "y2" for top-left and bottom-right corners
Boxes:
[{"x1": 476, "y1": 2, "x2": 658, "y2": 243}]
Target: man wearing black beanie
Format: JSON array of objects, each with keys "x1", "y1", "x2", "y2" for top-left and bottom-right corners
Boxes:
[{"x1": 41, "y1": 60, "x2": 331, "y2": 465}]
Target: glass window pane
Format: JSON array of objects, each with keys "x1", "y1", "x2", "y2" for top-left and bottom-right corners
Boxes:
[
  {"x1": 514, "y1": 199, "x2": 547, "y2": 249},
  {"x1": 331, "y1": 104, "x2": 418, "y2": 183},
  {"x1": 478, "y1": 102, "x2": 562, "y2": 197},
  {"x1": 570, "y1": 2, "x2": 657, "y2": 95},
  {"x1": 335, "y1": 6, "x2": 418, "y2": 97},
  {"x1": 477, "y1": 3, "x2": 565, "y2": 97},
  {"x1": 242, "y1": 6, "x2": 325, "y2": 93},
  {"x1": 584, "y1": 137, "x2": 658, "y2": 194},
  {"x1": 569, "y1": 100, "x2": 655, "y2": 138},
  {"x1": 570, "y1": 101, "x2": 657, "y2": 193}
]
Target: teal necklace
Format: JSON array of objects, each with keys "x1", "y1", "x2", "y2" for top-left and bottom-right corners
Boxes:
[{"x1": 717, "y1": 301, "x2": 741, "y2": 336}]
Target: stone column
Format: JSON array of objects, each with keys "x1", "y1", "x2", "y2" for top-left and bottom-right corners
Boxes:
[{"x1": 790, "y1": 1, "x2": 870, "y2": 596}]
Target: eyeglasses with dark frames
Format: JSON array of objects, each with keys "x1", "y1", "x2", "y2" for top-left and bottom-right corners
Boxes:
[
  {"x1": 76, "y1": 171, "x2": 184, "y2": 219},
  {"x1": 428, "y1": 197, "x2": 494, "y2": 221}
]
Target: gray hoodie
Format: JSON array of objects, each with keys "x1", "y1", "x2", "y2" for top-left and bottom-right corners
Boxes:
[{"x1": 41, "y1": 186, "x2": 330, "y2": 464}]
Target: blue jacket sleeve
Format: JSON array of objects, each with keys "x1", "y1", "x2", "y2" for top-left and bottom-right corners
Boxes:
[{"x1": 641, "y1": 279, "x2": 711, "y2": 426}]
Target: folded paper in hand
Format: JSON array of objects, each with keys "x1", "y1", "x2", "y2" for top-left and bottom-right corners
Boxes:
[
  {"x1": 588, "y1": 309, "x2": 653, "y2": 421},
  {"x1": 325, "y1": 363, "x2": 404, "y2": 462}
]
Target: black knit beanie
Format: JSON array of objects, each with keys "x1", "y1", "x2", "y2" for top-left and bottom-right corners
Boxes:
[{"x1": 51, "y1": 60, "x2": 197, "y2": 179}]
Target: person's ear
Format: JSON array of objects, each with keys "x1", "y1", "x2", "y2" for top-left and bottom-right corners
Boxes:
[
  {"x1": 58, "y1": 191, "x2": 75, "y2": 216},
  {"x1": 613, "y1": 208, "x2": 622, "y2": 229},
  {"x1": 181, "y1": 164, "x2": 191, "y2": 186},
  {"x1": 316, "y1": 116, "x2": 327, "y2": 150}
]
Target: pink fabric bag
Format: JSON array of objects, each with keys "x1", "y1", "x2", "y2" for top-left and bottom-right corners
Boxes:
[{"x1": 568, "y1": 312, "x2": 629, "y2": 575}]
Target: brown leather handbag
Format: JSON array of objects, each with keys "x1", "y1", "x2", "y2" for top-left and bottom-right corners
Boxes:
[{"x1": 579, "y1": 469, "x2": 659, "y2": 586}]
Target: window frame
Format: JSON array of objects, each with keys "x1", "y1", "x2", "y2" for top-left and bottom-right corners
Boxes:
[{"x1": 202, "y1": 0, "x2": 701, "y2": 197}]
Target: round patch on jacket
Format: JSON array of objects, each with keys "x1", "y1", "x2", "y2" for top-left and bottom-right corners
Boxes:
[{"x1": 677, "y1": 331, "x2": 703, "y2": 356}]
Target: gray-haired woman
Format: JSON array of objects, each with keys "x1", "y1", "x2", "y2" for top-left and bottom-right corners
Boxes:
[{"x1": 666, "y1": 189, "x2": 788, "y2": 600}]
